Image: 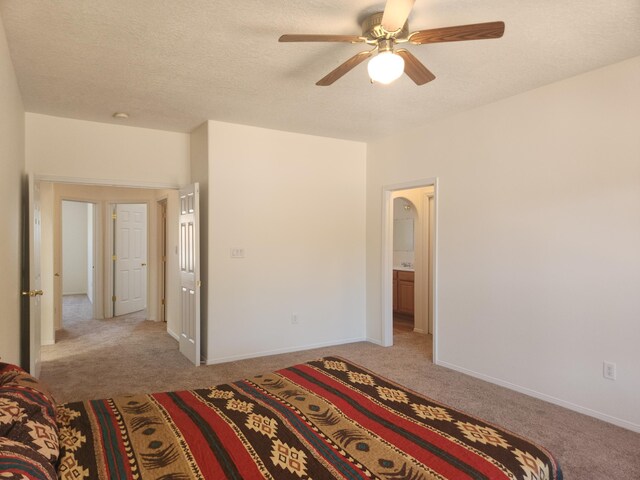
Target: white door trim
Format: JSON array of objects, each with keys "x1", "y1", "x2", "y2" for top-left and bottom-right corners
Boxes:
[
  {"x1": 381, "y1": 178, "x2": 439, "y2": 362},
  {"x1": 34, "y1": 174, "x2": 180, "y2": 190},
  {"x1": 157, "y1": 198, "x2": 168, "y2": 323}
]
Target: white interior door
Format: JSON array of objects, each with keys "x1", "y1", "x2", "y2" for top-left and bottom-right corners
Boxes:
[
  {"x1": 179, "y1": 184, "x2": 200, "y2": 366},
  {"x1": 87, "y1": 203, "x2": 95, "y2": 304},
  {"x1": 114, "y1": 204, "x2": 147, "y2": 316},
  {"x1": 24, "y1": 176, "x2": 42, "y2": 376}
]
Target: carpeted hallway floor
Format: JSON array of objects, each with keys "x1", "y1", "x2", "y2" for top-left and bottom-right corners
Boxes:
[{"x1": 40, "y1": 296, "x2": 640, "y2": 479}]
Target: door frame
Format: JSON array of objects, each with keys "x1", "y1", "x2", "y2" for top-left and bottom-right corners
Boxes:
[
  {"x1": 157, "y1": 198, "x2": 168, "y2": 323},
  {"x1": 382, "y1": 177, "x2": 439, "y2": 361},
  {"x1": 37, "y1": 175, "x2": 179, "y2": 340}
]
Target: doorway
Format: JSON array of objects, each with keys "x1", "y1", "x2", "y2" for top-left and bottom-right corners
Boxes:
[
  {"x1": 44, "y1": 183, "x2": 179, "y2": 342},
  {"x1": 392, "y1": 196, "x2": 418, "y2": 332},
  {"x1": 383, "y1": 180, "x2": 437, "y2": 360},
  {"x1": 61, "y1": 201, "x2": 96, "y2": 327}
]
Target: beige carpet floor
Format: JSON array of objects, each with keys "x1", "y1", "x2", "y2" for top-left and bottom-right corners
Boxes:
[{"x1": 41, "y1": 295, "x2": 640, "y2": 479}]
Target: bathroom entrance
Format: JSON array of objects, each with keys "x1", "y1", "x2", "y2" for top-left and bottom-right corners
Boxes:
[
  {"x1": 392, "y1": 196, "x2": 417, "y2": 332},
  {"x1": 391, "y1": 186, "x2": 435, "y2": 353}
]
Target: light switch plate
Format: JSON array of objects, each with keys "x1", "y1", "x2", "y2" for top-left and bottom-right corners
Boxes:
[
  {"x1": 603, "y1": 361, "x2": 616, "y2": 380},
  {"x1": 230, "y1": 248, "x2": 245, "y2": 258}
]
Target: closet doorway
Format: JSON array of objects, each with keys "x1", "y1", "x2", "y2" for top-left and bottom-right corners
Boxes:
[{"x1": 61, "y1": 201, "x2": 97, "y2": 327}]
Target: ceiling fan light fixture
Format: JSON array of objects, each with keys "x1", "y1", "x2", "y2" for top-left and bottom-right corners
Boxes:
[{"x1": 367, "y1": 50, "x2": 405, "y2": 85}]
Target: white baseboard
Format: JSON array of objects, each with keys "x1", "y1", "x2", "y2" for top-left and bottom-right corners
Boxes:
[
  {"x1": 413, "y1": 328, "x2": 427, "y2": 334},
  {"x1": 366, "y1": 337, "x2": 385, "y2": 346},
  {"x1": 437, "y1": 360, "x2": 640, "y2": 433},
  {"x1": 204, "y1": 336, "x2": 367, "y2": 365},
  {"x1": 166, "y1": 328, "x2": 179, "y2": 341}
]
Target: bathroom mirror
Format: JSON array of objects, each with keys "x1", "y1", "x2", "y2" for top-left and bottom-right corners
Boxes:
[{"x1": 393, "y1": 218, "x2": 414, "y2": 252}]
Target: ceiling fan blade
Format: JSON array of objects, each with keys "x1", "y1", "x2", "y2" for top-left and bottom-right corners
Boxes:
[
  {"x1": 381, "y1": 0, "x2": 415, "y2": 32},
  {"x1": 396, "y1": 49, "x2": 435, "y2": 85},
  {"x1": 409, "y1": 21, "x2": 505, "y2": 44},
  {"x1": 316, "y1": 50, "x2": 374, "y2": 86},
  {"x1": 279, "y1": 34, "x2": 364, "y2": 43}
]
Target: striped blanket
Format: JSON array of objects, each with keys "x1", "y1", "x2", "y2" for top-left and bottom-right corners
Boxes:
[{"x1": 56, "y1": 357, "x2": 562, "y2": 479}]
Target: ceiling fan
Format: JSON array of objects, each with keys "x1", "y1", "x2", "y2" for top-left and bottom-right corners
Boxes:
[{"x1": 279, "y1": 0, "x2": 505, "y2": 86}]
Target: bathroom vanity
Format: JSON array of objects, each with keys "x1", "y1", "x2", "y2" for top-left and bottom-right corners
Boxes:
[{"x1": 393, "y1": 269, "x2": 414, "y2": 316}]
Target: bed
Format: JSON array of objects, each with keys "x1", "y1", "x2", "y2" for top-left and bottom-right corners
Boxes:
[{"x1": 53, "y1": 357, "x2": 562, "y2": 479}]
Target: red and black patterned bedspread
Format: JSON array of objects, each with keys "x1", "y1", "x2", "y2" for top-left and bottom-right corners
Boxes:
[{"x1": 57, "y1": 357, "x2": 562, "y2": 479}]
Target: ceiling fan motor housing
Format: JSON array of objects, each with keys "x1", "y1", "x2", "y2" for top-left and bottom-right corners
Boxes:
[{"x1": 362, "y1": 12, "x2": 409, "y2": 42}]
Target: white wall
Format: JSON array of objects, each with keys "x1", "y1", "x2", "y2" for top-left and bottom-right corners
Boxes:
[
  {"x1": 62, "y1": 201, "x2": 88, "y2": 295},
  {"x1": 0, "y1": 15, "x2": 24, "y2": 365},
  {"x1": 367, "y1": 56, "x2": 640, "y2": 431},
  {"x1": 25, "y1": 113, "x2": 190, "y2": 188},
  {"x1": 205, "y1": 121, "x2": 367, "y2": 363}
]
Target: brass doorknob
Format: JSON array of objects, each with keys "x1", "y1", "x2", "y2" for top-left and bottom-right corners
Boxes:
[{"x1": 21, "y1": 290, "x2": 44, "y2": 297}]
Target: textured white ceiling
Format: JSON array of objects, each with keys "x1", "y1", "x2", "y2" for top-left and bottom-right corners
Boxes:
[{"x1": 1, "y1": 1, "x2": 639, "y2": 141}]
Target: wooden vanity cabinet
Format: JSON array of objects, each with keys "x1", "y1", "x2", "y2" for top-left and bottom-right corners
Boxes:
[
  {"x1": 393, "y1": 270, "x2": 414, "y2": 316},
  {"x1": 393, "y1": 270, "x2": 398, "y2": 309}
]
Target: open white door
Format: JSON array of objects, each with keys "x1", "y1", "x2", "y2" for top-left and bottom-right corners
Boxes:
[
  {"x1": 114, "y1": 204, "x2": 148, "y2": 316},
  {"x1": 178, "y1": 184, "x2": 200, "y2": 366},
  {"x1": 22, "y1": 176, "x2": 42, "y2": 376}
]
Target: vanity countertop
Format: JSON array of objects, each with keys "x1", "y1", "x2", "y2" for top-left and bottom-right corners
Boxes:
[{"x1": 394, "y1": 267, "x2": 415, "y2": 272}]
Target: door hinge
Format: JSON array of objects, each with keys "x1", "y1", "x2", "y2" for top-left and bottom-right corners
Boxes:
[
  {"x1": 112, "y1": 295, "x2": 117, "y2": 302},
  {"x1": 112, "y1": 255, "x2": 117, "y2": 261},
  {"x1": 196, "y1": 280, "x2": 202, "y2": 287},
  {"x1": 162, "y1": 255, "x2": 167, "y2": 262},
  {"x1": 161, "y1": 298, "x2": 165, "y2": 305},
  {"x1": 112, "y1": 212, "x2": 117, "y2": 220}
]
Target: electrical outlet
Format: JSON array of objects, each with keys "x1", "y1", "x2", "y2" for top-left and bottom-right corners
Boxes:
[
  {"x1": 291, "y1": 313, "x2": 299, "y2": 325},
  {"x1": 603, "y1": 361, "x2": 616, "y2": 380}
]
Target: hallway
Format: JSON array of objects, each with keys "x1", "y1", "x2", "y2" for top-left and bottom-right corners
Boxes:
[{"x1": 57, "y1": 294, "x2": 95, "y2": 340}]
